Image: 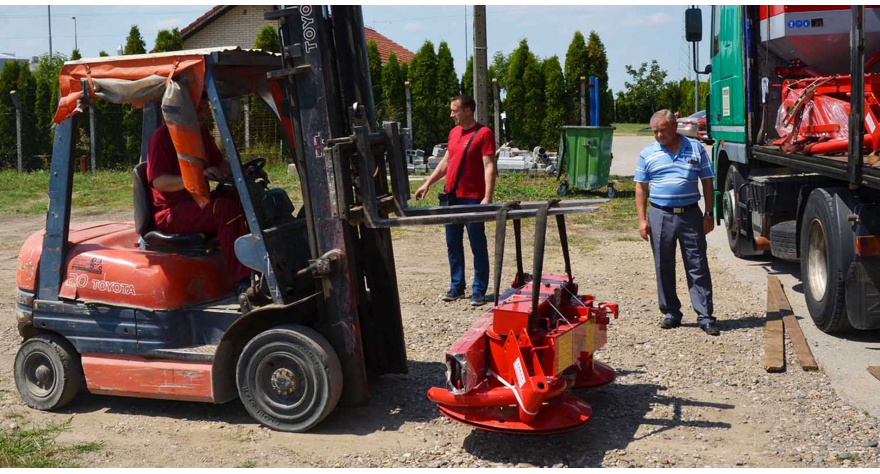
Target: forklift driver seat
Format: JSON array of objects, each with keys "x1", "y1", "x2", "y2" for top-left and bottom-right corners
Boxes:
[{"x1": 132, "y1": 162, "x2": 220, "y2": 253}]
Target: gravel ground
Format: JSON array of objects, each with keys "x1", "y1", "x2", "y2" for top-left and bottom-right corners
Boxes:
[{"x1": 1, "y1": 212, "x2": 880, "y2": 467}]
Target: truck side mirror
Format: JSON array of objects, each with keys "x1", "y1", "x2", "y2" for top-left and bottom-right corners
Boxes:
[{"x1": 685, "y1": 7, "x2": 702, "y2": 43}]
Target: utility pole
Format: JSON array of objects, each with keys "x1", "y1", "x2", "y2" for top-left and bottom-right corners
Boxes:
[
  {"x1": 492, "y1": 78, "x2": 501, "y2": 147},
  {"x1": 10, "y1": 91, "x2": 22, "y2": 172},
  {"x1": 48, "y1": 6, "x2": 52, "y2": 56},
  {"x1": 580, "y1": 76, "x2": 587, "y2": 126},
  {"x1": 72, "y1": 16, "x2": 77, "y2": 51},
  {"x1": 692, "y1": 4, "x2": 699, "y2": 113},
  {"x1": 404, "y1": 80, "x2": 412, "y2": 132},
  {"x1": 89, "y1": 105, "x2": 96, "y2": 173},
  {"x1": 244, "y1": 100, "x2": 250, "y2": 149},
  {"x1": 472, "y1": 5, "x2": 488, "y2": 124}
]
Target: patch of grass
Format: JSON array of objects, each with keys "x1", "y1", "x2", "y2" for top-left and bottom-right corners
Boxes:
[
  {"x1": 612, "y1": 123, "x2": 653, "y2": 136},
  {"x1": 568, "y1": 234, "x2": 600, "y2": 253},
  {"x1": 616, "y1": 236, "x2": 642, "y2": 242},
  {"x1": 0, "y1": 170, "x2": 132, "y2": 214},
  {"x1": 70, "y1": 442, "x2": 104, "y2": 455},
  {"x1": 236, "y1": 460, "x2": 257, "y2": 468},
  {"x1": 0, "y1": 421, "x2": 78, "y2": 468},
  {"x1": 3, "y1": 411, "x2": 24, "y2": 421}
]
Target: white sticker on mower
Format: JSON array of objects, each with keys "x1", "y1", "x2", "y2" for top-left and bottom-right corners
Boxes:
[
  {"x1": 867, "y1": 114, "x2": 877, "y2": 134},
  {"x1": 513, "y1": 358, "x2": 526, "y2": 388}
]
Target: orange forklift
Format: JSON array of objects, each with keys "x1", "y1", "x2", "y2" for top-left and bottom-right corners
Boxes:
[{"x1": 13, "y1": 6, "x2": 613, "y2": 433}]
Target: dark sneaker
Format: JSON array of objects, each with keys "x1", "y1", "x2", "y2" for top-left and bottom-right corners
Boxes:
[
  {"x1": 699, "y1": 322, "x2": 721, "y2": 336},
  {"x1": 441, "y1": 290, "x2": 465, "y2": 302},
  {"x1": 469, "y1": 293, "x2": 487, "y2": 306},
  {"x1": 660, "y1": 318, "x2": 681, "y2": 329}
]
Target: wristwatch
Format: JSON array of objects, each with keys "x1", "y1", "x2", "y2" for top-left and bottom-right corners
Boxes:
[{"x1": 705, "y1": 211, "x2": 714, "y2": 218}]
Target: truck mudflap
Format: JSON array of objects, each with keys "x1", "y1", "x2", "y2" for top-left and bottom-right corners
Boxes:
[{"x1": 846, "y1": 259, "x2": 880, "y2": 330}]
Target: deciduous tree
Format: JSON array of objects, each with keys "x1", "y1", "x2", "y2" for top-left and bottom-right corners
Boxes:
[{"x1": 153, "y1": 27, "x2": 183, "y2": 53}]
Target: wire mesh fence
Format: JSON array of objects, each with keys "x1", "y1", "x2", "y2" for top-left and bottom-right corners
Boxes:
[{"x1": 1, "y1": 97, "x2": 295, "y2": 172}]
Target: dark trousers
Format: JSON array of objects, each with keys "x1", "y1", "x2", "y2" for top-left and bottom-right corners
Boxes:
[
  {"x1": 648, "y1": 205, "x2": 714, "y2": 324},
  {"x1": 445, "y1": 197, "x2": 489, "y2": 295},
  {"x1": 155, "y1": 193, "x2": 252, "y2": 282}
]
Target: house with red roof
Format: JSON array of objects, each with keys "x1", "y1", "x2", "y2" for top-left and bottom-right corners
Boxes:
[{"x1": 181, "y1": 6, "x2": 413, "y2": 64}]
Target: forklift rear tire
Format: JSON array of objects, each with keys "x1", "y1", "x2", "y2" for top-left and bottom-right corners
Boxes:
[
  {"x1": 14, "y1": 333, "x2": 82, "y2": 411},
  {"x1": 236, "y1": 325, "x2": 343, "y2": 432}
]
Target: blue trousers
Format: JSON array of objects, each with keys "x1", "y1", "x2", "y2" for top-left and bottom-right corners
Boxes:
[
  {"x1": 445, "y1": 197, "x2": 489, "y2": 295},
  {"x1": 648, "y1": 205, "x2": 715, "y2": 324}
]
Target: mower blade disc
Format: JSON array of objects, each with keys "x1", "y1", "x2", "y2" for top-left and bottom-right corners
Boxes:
[
  {"x1": 436, "y1": 395, "x2": 592, "y2": 434},
  {"x1": 573, "y1": 360, "x2": 616, "y2": 390}
]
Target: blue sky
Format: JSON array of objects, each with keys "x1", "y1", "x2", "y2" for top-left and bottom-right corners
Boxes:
[{"x1": 0, "y1": 5, "x2": 711, "y2": 94}]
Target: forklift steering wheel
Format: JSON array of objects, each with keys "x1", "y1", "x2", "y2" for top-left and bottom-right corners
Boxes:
[{"x1": 241, "y1": 157, "x2": 266, "y2": 177}]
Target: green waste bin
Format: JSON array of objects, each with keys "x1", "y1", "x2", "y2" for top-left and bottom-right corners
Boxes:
[{"x1": 557, "y1": 126, "x2": 614, "y2": 197}]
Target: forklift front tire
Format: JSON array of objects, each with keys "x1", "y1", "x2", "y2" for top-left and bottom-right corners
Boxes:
[
  {"x1": 236, "y1": 325, "x2": 343, "y2": 432},
  {"x1": 14, "y1": 334, "x2": 82, "y2": 411}
]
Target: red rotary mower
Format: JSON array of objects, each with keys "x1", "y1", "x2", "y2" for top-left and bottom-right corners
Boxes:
[{"x1": 427, "y1": 206, "x2": 618, "y2": 434}]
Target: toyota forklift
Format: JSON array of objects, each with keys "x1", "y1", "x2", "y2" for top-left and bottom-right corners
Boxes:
[{"x1": 13, "y1": 6, "x2": 615, "y2": 433}]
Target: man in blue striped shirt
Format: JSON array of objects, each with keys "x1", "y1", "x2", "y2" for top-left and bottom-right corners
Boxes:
[{"x1": 635, "y1": 110, "x2": 719, "y2": 336}]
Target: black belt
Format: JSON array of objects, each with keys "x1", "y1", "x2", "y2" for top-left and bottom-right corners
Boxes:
[{"x1": 650, "y1": 202, "x2": 699, "y2": 214}]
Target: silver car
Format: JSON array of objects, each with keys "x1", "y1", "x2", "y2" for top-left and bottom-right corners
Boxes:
[{"x1": 677, "y1": 110, "x2": 706, "y2": 140}]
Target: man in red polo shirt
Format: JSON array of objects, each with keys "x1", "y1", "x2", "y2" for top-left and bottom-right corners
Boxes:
[
  {"x1": 146, "y1": 96, "x2": 252, "y2": 285},
  {"x1": 414, "y1": 94, "x2": 496, "y2": 306}
]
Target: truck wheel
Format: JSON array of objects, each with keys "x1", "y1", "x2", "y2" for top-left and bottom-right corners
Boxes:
[
  {"x1": 800, "y1": 188, "x2": 853, "y2": 333},
  {"x1": 770, "y1": 221, "x2": 798, "y2": 262},
  {"x1": 14, "y1": 334, "x2": 82, "y2": 411},
  {"x1": 723, "y1": 165, "x2": 746, "y2": 256},
  {"x1": 236, "y1": 325, "x2": 343, "y2": 432}
]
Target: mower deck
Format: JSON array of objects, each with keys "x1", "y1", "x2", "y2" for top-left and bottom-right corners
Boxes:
[{"x1": 427, "y1": 275, "x2": 618, "y2": 434}]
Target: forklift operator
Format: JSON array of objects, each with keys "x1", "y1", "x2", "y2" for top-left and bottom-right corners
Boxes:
[{"x1": 146, "y1": 95, "x2": 252, "y2": 285}]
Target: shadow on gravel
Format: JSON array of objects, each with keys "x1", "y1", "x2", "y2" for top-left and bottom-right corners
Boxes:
[
  {"x1": 55, "y1": 360, "x2": 448, "y2": 435},
  {"x1": 461, "y1": 379, "x2": 733, "y2": 467}
]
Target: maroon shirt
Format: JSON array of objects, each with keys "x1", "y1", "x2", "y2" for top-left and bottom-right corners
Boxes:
[
  {"x1": 444, "y1": 124, "x2": 496, "y2": 200},
  {"x1": 146, "y1": 123, "x2": 223, "y2": 217}
]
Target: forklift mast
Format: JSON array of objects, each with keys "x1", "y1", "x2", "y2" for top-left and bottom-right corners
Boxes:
[{"x1": 266, "y1": 6, "x2": 604, "y2": 407}]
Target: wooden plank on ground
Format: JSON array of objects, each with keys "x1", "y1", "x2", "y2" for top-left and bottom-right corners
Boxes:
[
  {"x1": 868, "y1": 366, "x2": 880, "y2": 381},
  {"x1": 769, "y1": 277, "x2": 820, "y2": 371},
  {"x1": 764, "y1": 275, "x2": 786, "y2": 372}
]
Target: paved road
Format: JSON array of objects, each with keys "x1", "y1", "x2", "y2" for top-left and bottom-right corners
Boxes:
[
  {"x1": 706, "y1": 220, "x2": 880, "y2": 419},
  {"x1": 610, "y1": 135, "x2": 713, "y2": 177},
  {"x1": 610, "y1": 135, "x2": 654, "y2": 177}
]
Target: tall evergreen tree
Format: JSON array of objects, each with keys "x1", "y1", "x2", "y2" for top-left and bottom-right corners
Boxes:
[
  {"x1": 461, "y1": 56, "x2": 474, "y2": 97},
  {"x1": 489, "y1": 50, "x2": 509, "y2": 91},
  {"x1": 541, "y1": 56, "x2": 566, "y2": 150},
  {"x1": 408, "y1": 40, "x2": 439, "y2": 150},
  {"x1": 153, "y1": 27, "x2": 183, "y2": 53},
  {"x1": 585, "y1": 31, "x2": 613, "y2": 125},
  {"x1": 70, "y1": 49, "x2": 82, "y2": 60},
  {"x1": 0, "y1": 61, "x2": 22, "y2": 168},
  {"x1": 253, "y1": 25, "x2": 280, "y2": 53},
  {"x1": 564, "y1": 31, "x2": 589, "y2": 125},
  {"x1": 16, "y1": 65, "x2": 37, "y2": 168},
  {"x1": 381, "y1": 52, "x2": 405, "y2": 123},
  {"x1": 435, "y1": 41, "x2": 459, "y2": 133},
  {"x1": 34, "y1": 77, "x2": 51, "y2": 156},
  {"x1": 506, "y1": 39, "x2": 544, "y2": 149},
  {"x1": 123, "y1": 25, "x2": 147, "y2": 164},
  {"x1": 124, "y1": 25, "x2": 147, "y2": 55},
  {"x1": 366, "y1": 40, "x2": 383, "y2": 120}
]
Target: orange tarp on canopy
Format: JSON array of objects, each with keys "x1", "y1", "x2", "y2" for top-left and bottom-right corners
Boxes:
[{"x1": 54, "y1": 54, "x2": 206, "y2": 124}]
